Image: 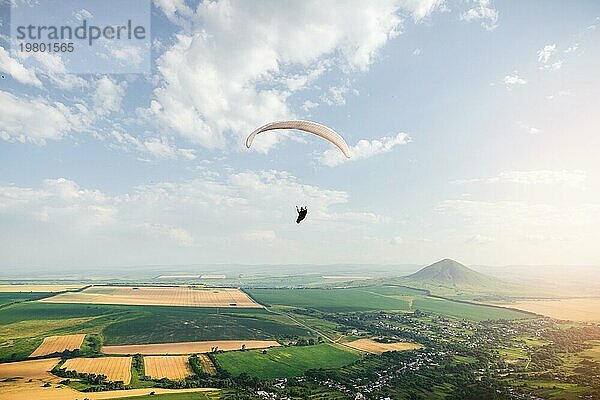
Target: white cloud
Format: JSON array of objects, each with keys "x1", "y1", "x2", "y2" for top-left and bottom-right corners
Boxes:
[
  {"x1": 109, "y1": 130, "x2": 196, "y2": 161},
  {"x1": 142, "y1": 137, "x2": 196, "y2": 160},
  {"x1": 0, "y1": 47, "x2": 42, "y2": 87},
  {"x1": 565, "y1": 43, "x2": 579, "y2": 53},
  {"x1": 460, "y1": 0, "x2": 499, "y2": 31},
  {"x1": 546, "y1": 90, "x2": 571, "y2": 101},
  {"x1": 140, "y1": 223, "x2": 196, "y2": 247},
  {"x1": 503, "y1": 72, "x2": 526, "y2": 88},
  {"x1": 537, "y1": 44, "x2": 556, "y2": 63},
  {"x1": 413, "y1": 47, "x2": 422, "y2": 56},
  {"x1": 517, "y1": 122, "x2": 540, "y2": 134},
  {"x1": 147, "y1": 0, "x2": 443, "y2": 151},
  {"x1": 301, "y1": 100, "x2": 319, "y2": 112},
  {"x1": 318, "y1": 132, "x2": 411, "y2": 167},
  {"x1": 453, "y1": 170, "x2": 588, "y2": 187},
  {"x1": 73, "y1": 9, "x2": 93, "y2": 21},
  {"x1": 0, "y1": 178, "x2": 116, "y2": 229},
  {"x1": 320, "y1": 81, "x2": 358, "y2": 106},
  {"x1": 0, "y1": 169, "x2": 388, "y2": 264},
  {"x1": 93, "y1": 77, "x2": 127, "y2": 116},
  {"x1": 25, "y1": 52, "x2": 88, "y2": 90},
  {"x1": 0, "y1": 91, "x2": 81, "y2": 144}
]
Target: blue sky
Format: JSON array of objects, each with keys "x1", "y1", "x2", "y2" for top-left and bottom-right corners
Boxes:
[{"x1": 1, "y1": 0, "x2": 599, "y2": 269}]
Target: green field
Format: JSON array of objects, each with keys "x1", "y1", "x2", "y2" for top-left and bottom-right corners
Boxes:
[
  {"x1": 247, "y1": 287, "x2": 412, "y2": 312},
  {"x1": 0, "y1": 292, "x2": 52, "y2": 306},
  {"x1": 248, "y1": 286, "x2": 530, "y2": 320},
  {"x1": 0, "y1": 302, "x2": 311, "y2": 361},
  {"x1": 214, "y1": 344, "x2": 360, "y2": 378},
  {"x1": 102, "y1": 307, "x2": 310, "y2": 345}
]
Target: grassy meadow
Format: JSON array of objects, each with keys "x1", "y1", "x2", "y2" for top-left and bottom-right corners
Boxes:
[
  {"x1": 0, "y1": 301, "x2": 310, "y2": 362},
  {"x1": 248, "y1": 286, "x2": 530, "y2": 320},
  {"x1": 214, "y1": 343, "x2": 360, "y2": 378}
]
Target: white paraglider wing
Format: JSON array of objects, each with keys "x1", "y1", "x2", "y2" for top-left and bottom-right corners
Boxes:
[{"x1": 246, "y1": 120, "x2": 351, "y2": 158}]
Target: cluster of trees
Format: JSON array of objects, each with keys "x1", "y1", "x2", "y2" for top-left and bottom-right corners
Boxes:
[
  {"x1": 132, "y1": 353, "x2": 144, "y2": 377},
  {"x1": 294, "y1": 337, "x2": 323, "y2": 346}
]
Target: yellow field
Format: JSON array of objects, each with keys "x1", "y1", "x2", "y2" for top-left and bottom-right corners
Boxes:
[
  {"x1": 29, "y1": 334, "x2": 86, "y2": 358},
  {"x1": 62, "y1": 357, "x2": 132, "y2": 384},
  {"x1": 0, "y1": 284, "x2": 84, "y2": 292},
  {"x1": 503, "y1": 298, "x2": 600, "y2": 322},
  {"x1": 102, "y1": 340, "x2": 281, "y2": 355},
  {"x1": 0, "y1": 358, "x2": 60, "y2": 380},
  {"x1": 0, "y1": 384, "x2": 217, "y2": 400},
  {"x1": 39, "y1": 285, "x2": 262, "y2": 308},
  {"x1": 345, "y1": 339, "x2": 422, "y2": 354},
  {"x1": 0, "y1": 358, "x2": 218, "y2": 400},
  {"x1": 144, "y1": 356, "x2": 192, "y2": 380}
]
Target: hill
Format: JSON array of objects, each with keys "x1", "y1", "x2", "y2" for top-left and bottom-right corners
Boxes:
[
  {"x1": 407, "y1": 259, "x2": 498, "y2": 287},
  {"x1": 397, "y1": 259, "x2": 515, "y2": 296}
]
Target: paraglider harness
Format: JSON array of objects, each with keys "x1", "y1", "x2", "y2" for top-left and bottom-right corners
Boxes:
[{"x1": 296, "y1": 206, "x2": 308, "y2": 224}]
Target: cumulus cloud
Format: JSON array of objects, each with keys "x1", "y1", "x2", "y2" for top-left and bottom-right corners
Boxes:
[
  {"x1": 140, "y1": 223, "x2": 196, "y2": 247},
  {"x1": 301, "y1": 100, "x2": 319, "y2": 112},
  {"x1": 142, "y1": 137, "x2": 196, "y2": 160},
  {"x1": 537, "y1": 44, "x2": 556, "y2": 63},
  {"x1": 30, "y1": 52, "x2": 88, "y2": 90},
  {"x1": 146, "y1": 0, "x2": 443, "y2": 151},
  {"x1": 0, "y1": 47, "x2": 42, "y2": 87},
  {"x1": 460, "y1": 0, "x2": 499, "y2": 31},
  {"x1": 109, "y1": 130, "x2": 196, "y2": 160},
  {"x1": 0, "y1": 178, "x2": 116, "y2": 229},
  {"x1": 0, "y1": 91, "x2": 82, "y2": 144},
  {"x1": 0, "y1": 168, "x2": 394, "y2": 265},
  {"x1": 93, "y1": 77, "x2": 127, "y2": 116},
  {"x1": 517, "y1": 122, "x2": 540, "y2": 134},
  {"x1": 321, "y1": 81, "x2": 358, "y2": 106},
  {"x1": 318, "y1": 132, "x2": 411, "y2": 167},
  {"x1": 503, "y1": 72, "x2": 526, "y2": 88}
]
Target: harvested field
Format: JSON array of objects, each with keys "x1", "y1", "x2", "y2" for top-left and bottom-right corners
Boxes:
[
  {"x1": 144, "y1": 355, "x2": 192, "y2": 380},
  {"x1": 198, "y1": 354, "x2": 216, "y2": 375},
  {"x1": 0, "y1": 357, "x2": 60, "y2": 380},
  {"x1": 103, "y1": 340, "x2": 280, "y2": 355},
  {"x1": 501, "y1": 298, "x2": 600, "y2": 322},
  {"x1": 0, "y1": 284, "x2": 83, "y2": 292},
  {"x1": 200, "y1": 274, "x2": 226, "y2": 279},
  {"x1": 157, "y1": 275, "x2": 201, "y2": 279},
  {"x1": 29, "y1": 334, "x2": 86, "y2": 357},
  {"x1": 62, "y1": 357, "x2": 132, "y2": 384},
  {"x1": 0, "y1": 383, "x2": 217, "y2": 400},
  {"x1": 40, "y1": 285, "x2": 262, "y2": 308},
  {"x1": 345, "y1": 339, "x2": 422, "y2": 354}
]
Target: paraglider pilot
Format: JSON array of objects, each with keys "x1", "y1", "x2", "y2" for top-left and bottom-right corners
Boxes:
[{"x1": 296, "y1": 206, "x2": 308, "y2": 224}]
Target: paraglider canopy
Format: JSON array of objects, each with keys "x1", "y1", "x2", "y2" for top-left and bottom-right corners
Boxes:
[{"x1": 246, "y1": 120, "x2": 351, "y2": 158}]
